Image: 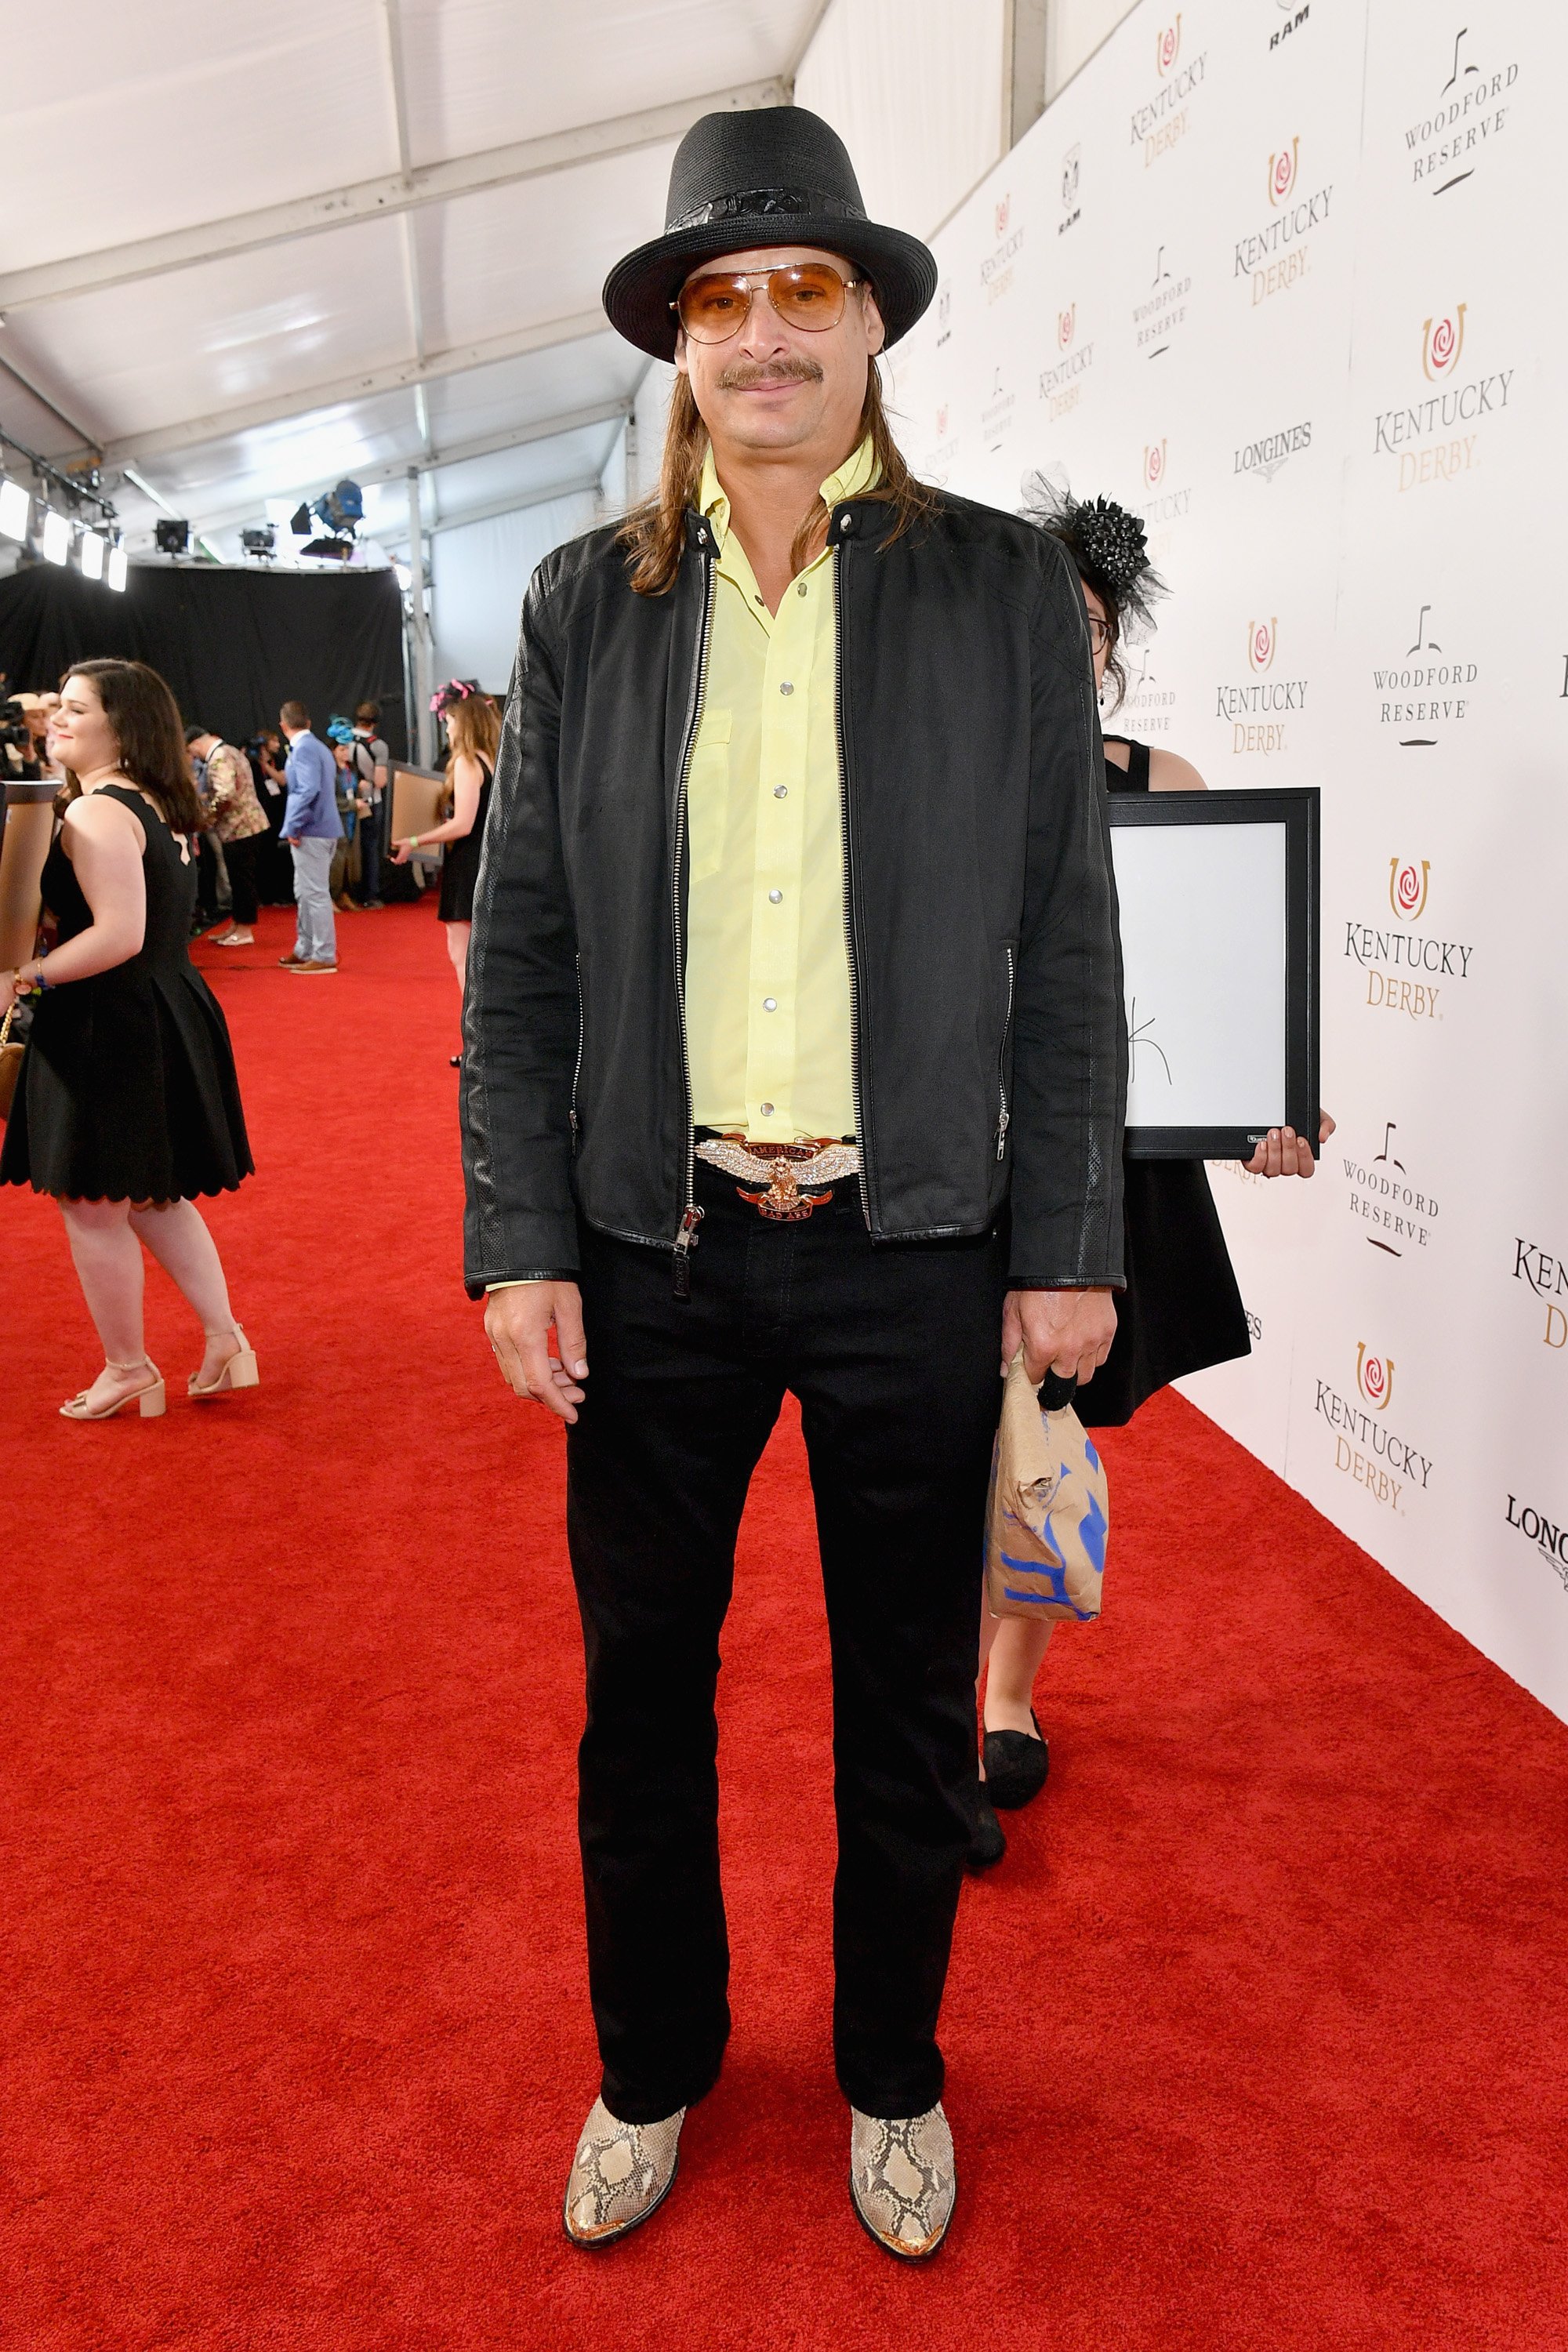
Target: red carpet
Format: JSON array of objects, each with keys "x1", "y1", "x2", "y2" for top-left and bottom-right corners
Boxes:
[{"x1": 2, "y1": 899, "x2": 1565, "y2": 2351}]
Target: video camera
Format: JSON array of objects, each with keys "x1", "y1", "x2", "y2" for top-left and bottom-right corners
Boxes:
[{"x1": 1, "y1": 698, "x2": 42, "y2": 782}]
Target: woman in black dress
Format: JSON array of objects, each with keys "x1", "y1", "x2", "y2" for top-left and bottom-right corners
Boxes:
[
  {"x1": 1, "y1": 660, "x2": 256, "y2": 1421},
  {"x1": 971, "y1": 488, "x2": 1334, "y2": 1862},
  {"x1": 390, "y1": 678, "x2": 497, "y2": 1058}
]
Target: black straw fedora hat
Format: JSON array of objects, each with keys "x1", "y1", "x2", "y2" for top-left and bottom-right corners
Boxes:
[{"x1": 602, "y1": 105, "x2": 937, "y2": 362}]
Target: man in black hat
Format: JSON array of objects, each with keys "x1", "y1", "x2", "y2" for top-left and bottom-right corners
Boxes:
[{"x1": 462, "y1": 104, "x2": 1125, "y2": 2260}]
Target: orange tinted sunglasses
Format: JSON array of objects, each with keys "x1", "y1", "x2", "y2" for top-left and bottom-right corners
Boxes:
[{"x1": 673, "y1": 261, "x2": 864, "y2": 344}]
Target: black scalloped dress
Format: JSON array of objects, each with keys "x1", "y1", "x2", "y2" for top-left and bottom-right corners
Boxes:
[
  {"x1": 1, "y1": 785, "x2": 252, "y2": 1202},
  {"x1": 1083, "y1": 739, "x2": 1250, "y2": 1427}
]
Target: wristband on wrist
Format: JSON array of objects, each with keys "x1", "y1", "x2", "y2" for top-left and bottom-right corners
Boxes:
[{"x1": 409, "y1": 833, "x2": 420, "y2": 850}]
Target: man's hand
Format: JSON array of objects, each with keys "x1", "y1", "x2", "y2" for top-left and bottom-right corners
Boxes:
[
  {"x1": 484, "y1": 1281, "x2": 589, "y2": 1424},
  {"x1": 283, "y1": 834, "x2": 299, "y2": 847},
  {"x1": 1243, "y1": 1110, "x2": 1337, "y2": 1178},
  {"x1": 1000, "y1": 1286, "x2": 1116, "y2": 1387}
]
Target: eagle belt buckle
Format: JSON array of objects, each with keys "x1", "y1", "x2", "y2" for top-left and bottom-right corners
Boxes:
[{"x1": 695, "y1": 1133, "x2": 862, "y2": 1222}]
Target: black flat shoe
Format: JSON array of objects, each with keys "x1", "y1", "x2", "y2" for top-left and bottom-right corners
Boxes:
[
  {"x1": 982, "y1": 1711, "x2": 1050, "y2": 1810},
  {"x1": 966, "y1": 1787, "x2": 1007, "y2": 1871}
]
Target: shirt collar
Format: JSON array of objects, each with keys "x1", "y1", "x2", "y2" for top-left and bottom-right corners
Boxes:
[{"x1": 698, "y1": 433, "x2": 880, "y2": 550}]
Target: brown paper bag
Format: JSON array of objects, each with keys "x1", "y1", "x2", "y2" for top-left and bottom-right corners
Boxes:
[{"x1": 983, "y1": 1353, "x2": 1109, "y2": 1623}]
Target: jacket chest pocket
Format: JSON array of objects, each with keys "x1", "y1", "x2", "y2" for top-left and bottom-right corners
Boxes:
[{"x1": 686, "y1": 709, "x2": 731, "y2": 884}]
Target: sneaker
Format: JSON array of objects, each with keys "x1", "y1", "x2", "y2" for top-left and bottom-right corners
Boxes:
[
  {"x1": 563, "y1": 2096, "x2": 684, "y2": 2248},
  {"x1": 285, "y1": 959, "x2": 338, "y2": 974}
]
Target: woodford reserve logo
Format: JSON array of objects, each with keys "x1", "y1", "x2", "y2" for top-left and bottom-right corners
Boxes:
[
  {"x1": 1505, "y1": 1493, "x2": 1568, "y2": 1591},
  {"x1": 1134, "y1": 244, "x2": 1190, "y2": 360},
  {"x1": 1131, "y1": 22, "x2": 1206, "y2": 167},
  {"x1": 1316, "y1": 1342, "x2": 1431, "y2": 1512},
  {"x1": 1039, "y1": 303, "x2": 1094, "y2": 420},
  {"x1": 1373, "y1": 601, "x2": 1477, "y2": 746},
  {"x1": 981, "y1": 192, "x2": 1024, "y2": 305},
  {"x1": 1215, "y1": 615, "x2": 1307, "y2": 755},
  {"x1": 1511, "y1": 1235, "x2": 1568, "y2": 1351},
  {"x1": 1059, "y1": 145, "x2": 1081, "y2": 236},
  {"x1": 1235, "y1": 133, "x2": 1334, "y2": 305},
  {"x1": 1343, "y1": 1120, "x2": 1437, "y2": 1256},
  {"x1": 981, "y1": 364, "x2": 1015, "y2": 453},
  {"x1": 1406, "y1": 27, "x2": 1519, "y2": 196},
  {"x1": 1372, "y1": 303, "x2": 1512, "y2": 490},
  {"x1": 1343, "y1": 854, "x2": 1475, "y2": 1022}
]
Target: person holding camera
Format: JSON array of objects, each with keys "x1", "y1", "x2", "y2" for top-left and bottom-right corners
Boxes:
[{"x1": 350, "y1": 701, "x2": 388, "y2": 908}]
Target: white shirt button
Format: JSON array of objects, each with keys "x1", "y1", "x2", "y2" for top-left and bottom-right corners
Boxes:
[
  {"x1": 763, "y1": 997, "x2": 777, "y2": 1012},
  {"x1": 760, "y1": 1102, "x2": 775, "y2": 1116},
  {"x1": 768, "y1": 889, "x2": 782, "y2": 903}
]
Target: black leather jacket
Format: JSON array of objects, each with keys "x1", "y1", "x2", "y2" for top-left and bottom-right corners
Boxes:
[{"x1": 459, "y1": 488, "x2": 1127, "y2": 1298}]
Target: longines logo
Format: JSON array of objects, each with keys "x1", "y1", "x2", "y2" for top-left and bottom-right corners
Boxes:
[
  {"x1": 1269, "y1": 1, "x2": 1310, "y2": 53},
  {"x1": 1215, "y1": 615, "x2": 1307, "y2": 756},
  {"x1": 1372, "y1": 602, "x2": 1477, "y2": 744},
  {"x1": 1038, "y1": 305, "x2": 1095, "y2": 419},
  {"x1": 1344, "y1": 848, "x2": 1475, "y2": 1022},
  {"x1": 1371, "y1": 304, "x2": 1513, "y2": 489},
  {"x1": 1344, "y1": 1121, "x2": 1437, "y2": 1255},
  {"x1": 1059, "y1": 145, "x2": 1081, "y2": 235},
  {"x1": 1235, "y1": 135, "x2": 1334, "y2": 305},
  {"x1": 1504, "y1": 1494, "x2": 1568, "y2": 1591},
  {"x1": 981, "y1": 365, "x2": 1015, "y2": 452},
  {"x1": 1406, "y1": 27, "x2": 1519, "y2": 196},
  {"x1": 1512, "y1": 1237, "x2": 1568, "y2": 1351},
  {"x1": 980, "y1": 192, "x2": 1024, "y2": 304},
  {"x1": 1233, "y1": 417, "x2": 1312, "y2": 482},
  {"x1": 1316, "y1": 1344, "x2": 1432, "y2": 1512},
  {"x1": 1130, "y1": 30, "x2": 1206, "y2": 167},
  {"x1": 1133, "y1": 243, "x2": 1190, "y2": 358}
]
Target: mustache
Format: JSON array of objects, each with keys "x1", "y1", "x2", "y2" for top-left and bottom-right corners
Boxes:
[{"x1": 716, "y1": 357, "x2": 824, "y2": 390}]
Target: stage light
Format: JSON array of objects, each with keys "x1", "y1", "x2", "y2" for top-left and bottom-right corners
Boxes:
[
  {"x1": 42, "y1": 509, "x2": 70, "y2": 565},
  {"x1": 289, "y1": 502, "x2": 312, "y2": 536},
  {"x1": 0, "y1": 477, "x2": 29, "y2": 539},
  {"x1": 107, "y1": 543, "x2": 128, "y2": 592},
  {"x1": 80, "y1": 528, "x2": 104, "y2": 579},
  {"x1": 154, "y1": 517, "x2": 189, "y2": 555},
  {"x1": 241, "y1": 524, "x2": 277, "y2": 558}
]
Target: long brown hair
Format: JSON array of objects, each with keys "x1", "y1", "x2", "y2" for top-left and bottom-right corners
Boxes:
[
  {"x1": 444, "y1": 691, "x2": 501, "y2": 772},
  {"x1": 60, "y1": 658, "x2": 205, "y2": 831},
  {"x1": 619, "y1": 359, "x2": 937, "y2": 598}
]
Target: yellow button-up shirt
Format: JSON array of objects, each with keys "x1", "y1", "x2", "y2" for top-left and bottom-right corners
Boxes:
[{"x1": 684, "y1": 436, "x2": 880, "y2": 1142}]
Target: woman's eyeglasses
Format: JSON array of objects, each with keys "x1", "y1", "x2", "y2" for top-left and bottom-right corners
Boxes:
[
  {"x1": 1084, "y1": 615, "x2": 1109, "y2": 652},
  {"x1": 673, "y1": 261, "x2": 863, "y2": 344}
]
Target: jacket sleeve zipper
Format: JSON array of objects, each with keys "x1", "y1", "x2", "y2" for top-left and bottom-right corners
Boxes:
[
  {"x1": 997, "y1": 943, "x2": 1014, "y2": 1160},
  {"x1": 569, "y1": 950, "x2": 584, "y2": 1149},
  {"x1": 670, "y1": 544, "x2": 717, "y2": 1296},
  {"x1": 831, "y1": 529, "x2": 873, "y2": 1230}
]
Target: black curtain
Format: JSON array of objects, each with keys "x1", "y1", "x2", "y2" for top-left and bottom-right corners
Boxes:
[{"x1": 0, "y1": 561, "x2": 408, "y2": 757}]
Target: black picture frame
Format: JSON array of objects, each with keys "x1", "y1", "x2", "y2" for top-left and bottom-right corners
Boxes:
[{"x1": 1105, "y1": 786, "x2": 1319, "y2": 1160}]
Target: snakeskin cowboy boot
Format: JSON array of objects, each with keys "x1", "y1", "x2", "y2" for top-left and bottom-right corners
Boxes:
[
  {"x1": 848, "y1": 2103, "x2": 956, "y2": 2259},
  {"x1": 562, "y1": 2097, "x2": 686, "y2": 2247}
]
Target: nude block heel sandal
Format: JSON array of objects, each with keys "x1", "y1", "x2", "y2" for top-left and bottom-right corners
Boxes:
[
  {"x1": 60, "y1": 1365, "x2": 167, "y2": 1421},
  {"x1": 187, "y1": 1330, "x2": 260, "y2": 1399}
]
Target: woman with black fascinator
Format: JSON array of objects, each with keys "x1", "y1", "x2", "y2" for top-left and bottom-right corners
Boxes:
[{"x1": 969, "y1": 479, "x2": 1335, "y2": 1869}]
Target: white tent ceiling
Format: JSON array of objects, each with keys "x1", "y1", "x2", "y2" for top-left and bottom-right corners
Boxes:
[{"x1": 0, "y1": 0, "x2": 829, "y2": 558}]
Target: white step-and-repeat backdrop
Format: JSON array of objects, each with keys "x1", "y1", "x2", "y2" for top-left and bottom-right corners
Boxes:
[{"x1": 883, "y1": 0, "x2": 1568, "y2": 1719}]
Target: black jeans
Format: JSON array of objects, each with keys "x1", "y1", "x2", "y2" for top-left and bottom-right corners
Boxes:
[
  {"x1": 223, "y1": 831, "x2": 261, "y2": 926},
  {"x1": 566, "y1": 1157, "x2": 1008, "y2": 2124}
]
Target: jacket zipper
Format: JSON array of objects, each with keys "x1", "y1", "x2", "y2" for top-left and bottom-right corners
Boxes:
[
  {"x1": 569, "y1": 950, "x2": 584, "y2": 1149},
  {"x1": 831, "y1": 530, "x2": 873, "y2": 1229},
  {"x1": 670, "y1": 541, "x2": 717, "y2": 1295},
  {"x1": 996, "y1": 944, "x2": 1014, "y2": 1160}
]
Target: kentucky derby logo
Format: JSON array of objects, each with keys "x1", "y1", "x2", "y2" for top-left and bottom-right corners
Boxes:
[
  {"x1": 1356, "y1": 1344, "x2": 1394, "y2": 1410},
  {"x1": 1057, "y1": 303, "x2": 1076, "y2": 349},
  {"x1": 1421, "y1": 305, "x2": 1467, "y2": 381},
  {"x1": 1144, "y1": 438, "x2": 1167, "y2": 488},
  {"x1": 1388, "y1": 858, "x2": 1430, "y2": 920},
  {"x1": 1062, "y1": 146, "x2": 1080, "y2": 211},
  {"x1": 995, "y1": 194, "x2": 1011, "y2": 239},
  {"x1": 1247, "y1": 618, "x2": 1277, "y2": 672},
  {"x1": 935, "y1": 403, "x2": 949, "y2": 437},
  {"x1": 1156, "y1": 14, "x2": 1181, "y2": 73},
  {"x1": 1269, "y1": 136, "x2": 1299, "y2": 203}
]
